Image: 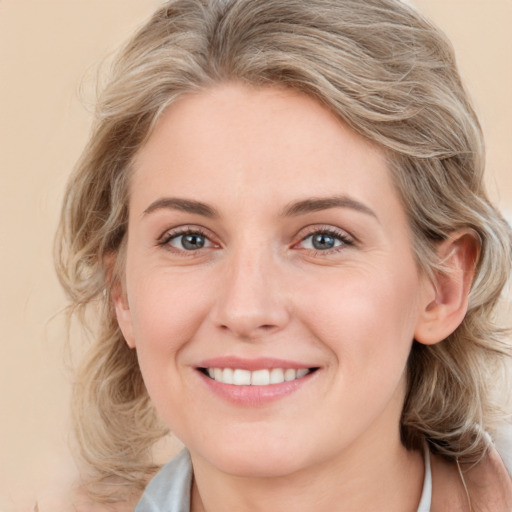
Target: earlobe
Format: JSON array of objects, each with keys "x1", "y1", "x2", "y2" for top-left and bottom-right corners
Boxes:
[
  {"x1": 105, "y1": 251, "x2": 136, "y2": 349},
  {"x1": 112, "y1": 282, "x2": 136, "y2": 349},
  {"x1": 414, "y1": 231, "x2": 479, "y2": 346}
]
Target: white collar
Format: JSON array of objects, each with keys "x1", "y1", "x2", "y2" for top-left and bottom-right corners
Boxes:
[{"x1": 416, "y1": 448, "x2": 432, "y2": 512}]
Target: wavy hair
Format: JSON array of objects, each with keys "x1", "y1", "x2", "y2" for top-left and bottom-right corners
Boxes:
[{"x1": 55, "y1": 0, "x2": 512, "y2": 502}]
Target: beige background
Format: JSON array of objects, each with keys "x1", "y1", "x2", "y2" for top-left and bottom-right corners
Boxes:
[{"x1": 1, "y1": 1, "x2": 511, "y2": 511}]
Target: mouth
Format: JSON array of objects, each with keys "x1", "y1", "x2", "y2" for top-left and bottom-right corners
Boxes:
[
  {"x1": 194, "y1": 357, "x2": 320, "y2": 405},
  {"x1": 198, "y1": 367, "x2": 319, "y2": 386}
]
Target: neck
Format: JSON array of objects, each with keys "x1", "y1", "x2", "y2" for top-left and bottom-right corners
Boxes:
[{"x1": 190, "y1": 436, "x2": 424, "y2": 512}]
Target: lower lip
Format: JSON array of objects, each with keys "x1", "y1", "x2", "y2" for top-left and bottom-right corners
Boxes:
[{"x1": 196, "y1": 370, "x2": 316, "y2": 406}]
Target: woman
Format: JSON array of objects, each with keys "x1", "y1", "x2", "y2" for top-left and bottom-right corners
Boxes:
[{"x1": 55, "y1": 0, "x2": 512, "y2": 510}]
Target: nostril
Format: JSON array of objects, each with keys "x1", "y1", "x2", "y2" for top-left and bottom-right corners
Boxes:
[{"x1": 218, "y1": 323, "x2": 278, "y2": 332}]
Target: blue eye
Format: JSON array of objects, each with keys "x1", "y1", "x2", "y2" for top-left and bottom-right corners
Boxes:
[
  {"x1": 164, "y1": 231, "x2": 212, "y2": 251},
  {"x1": 299, "y1": 229, "x2": 351, "y2": 251},
  {"x1": 310, "y1": 233, "x2": 338, "y2": 250}
]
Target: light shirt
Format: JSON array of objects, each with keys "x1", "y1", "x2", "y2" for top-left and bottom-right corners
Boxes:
[
  {"x1": 135, "y1": 450, "x2": 192, "y2": 512},
  {"x1": 417, "y1": 448, "x2": 432, "y2": 512},
  {"x1": 135, "y1": 449, "x2": 432, "y2": 512}
]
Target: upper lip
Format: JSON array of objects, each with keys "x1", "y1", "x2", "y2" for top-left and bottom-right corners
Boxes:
[{"x1": 196, "y1": 356, "x2": 317, "y2": 371}]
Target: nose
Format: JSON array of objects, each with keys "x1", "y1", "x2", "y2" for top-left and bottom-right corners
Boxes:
[{"x1": 210, "y1": 247, "x2": 291, "y2": 340}]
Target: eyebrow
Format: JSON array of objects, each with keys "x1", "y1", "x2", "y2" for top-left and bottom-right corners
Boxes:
[
  {"x1": 281, "y1": 195, "x2": 378, "y2": 220},
  {"x1": 143, "y1": 197, "x2": 219, "y2": 218},
  {"x1": 142, "y1": 195, "x2": 377, "y2": 221}
]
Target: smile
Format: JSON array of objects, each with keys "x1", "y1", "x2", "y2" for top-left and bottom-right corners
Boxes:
[
  {"x1": 202, "y1": 367, "x2": 314, "y2": 386},
  {"x1": 196, "y1": 359, "x2": 320, "y2": 405}
]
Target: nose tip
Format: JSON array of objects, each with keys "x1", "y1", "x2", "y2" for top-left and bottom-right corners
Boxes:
[
  {"x1": 210, "y1": 254, "x2": 290, "y2": 340},
  {"x1": 217, "y1": 316, "x2": 284, "y2": 340}
]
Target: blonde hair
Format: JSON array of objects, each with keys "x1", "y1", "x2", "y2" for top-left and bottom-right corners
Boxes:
[{"x1": 55, "y1": 0, "x2": 512, "y2": 502}]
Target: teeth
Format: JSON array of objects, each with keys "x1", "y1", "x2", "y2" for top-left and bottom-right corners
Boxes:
[
  {"x1": 251, "y1": 369, "x2": 270, "y2": 385},
  {"x1": 223, "y1": 368, "x2": 234, "y2": 384},
  {"x1": 284, "y1": 369, "x2": 296, "y2": 381},
  {"x1": 270, "y1": 368, "x2": 285, "y2": 384},
  {"x1": 233, "y1": 369, "x2": 251, "y2": 385},
  {"x1": 204, "y1": 367, "x2": 312, "y2": 386}
]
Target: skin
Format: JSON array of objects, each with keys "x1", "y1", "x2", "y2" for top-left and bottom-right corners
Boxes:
[
  {"x1": 430, "y1": 448, "x2": 512, "y2": 511},
  {"x1": 114, "y1": 83, "x2": 479, "y2": 511}
]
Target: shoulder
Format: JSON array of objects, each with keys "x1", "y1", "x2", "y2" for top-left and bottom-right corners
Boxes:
[
  {"x1": 494, "y1": 420, "x2": 512, "y2": 476},
  {"x1": 463, "y1": 445, "x2": 512, "y2": 511},
  {"x1": 134, "y1": 449, "x2": 192, "y2": 512},
  {"x1": 430, "y1": 427, "x2": 512, "y2": 512}
]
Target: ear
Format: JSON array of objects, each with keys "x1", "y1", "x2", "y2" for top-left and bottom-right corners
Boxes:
[
  {"x1": 414, "y1": 231, "x2": 479, "y2": 346},
  {"x1": 112, "y1": 280, "x2": 136, "y2": 349},
  {"x1": 105, "y1": 252, "x2": 136, "y2": 349}
]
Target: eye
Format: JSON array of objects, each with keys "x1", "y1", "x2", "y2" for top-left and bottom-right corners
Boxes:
[
  {"x1": 159, "y1": 228, "x2": 215, "y2": 252},
  {"x1": 171, "y1": 233, "x2": 208, "y2": 250},
  {"x1": 297, "y1": 227, "x2": 353, "y2": 252}
]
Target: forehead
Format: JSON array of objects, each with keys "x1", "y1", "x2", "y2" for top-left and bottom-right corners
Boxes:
[{"x1": 130, "y1": 83, "x2": 403, "y2": 224}]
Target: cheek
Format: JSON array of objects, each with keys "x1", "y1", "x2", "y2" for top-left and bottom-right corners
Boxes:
[
  {"x1": 124, "y1": 271, "x2": 213, "y2": 426},
  {"x1": 295, "y1": 264, "x2": 421, "y2": 372},
  {"x1": 126, "y1": 267, "x2": 210, "y2": 368}
]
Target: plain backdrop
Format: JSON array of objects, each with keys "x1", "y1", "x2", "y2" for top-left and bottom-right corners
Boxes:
[{"x1": 1, "y1": 1, "x2": 511, "y2": 511}]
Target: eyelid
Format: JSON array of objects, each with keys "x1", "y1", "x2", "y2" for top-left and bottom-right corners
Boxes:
[
  {"x1": 156, "y1": 224, "x2": 355, "y2": 255},
  {"x1": 293, "y1": 225, "x2": 355, "y2": 252},
  {"x1": 157, "y1": 225, "x2": 219, "y2": 249}
]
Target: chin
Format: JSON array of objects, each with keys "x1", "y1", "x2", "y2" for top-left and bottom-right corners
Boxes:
[{"x1": 196, "y1": 437, "x2": 316, "y2": 478}]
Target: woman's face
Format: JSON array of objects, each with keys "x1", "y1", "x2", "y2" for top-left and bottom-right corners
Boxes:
[{"x1": 116, "y1": 84, "x2": 432, "y2": 477}]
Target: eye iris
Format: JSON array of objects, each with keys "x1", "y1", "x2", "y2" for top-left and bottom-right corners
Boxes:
[
  {"x1": 312, "y1": 233, "x2": 336, "y2": 250},
  {"x1": 182, "y1": 234, "x2": 205, "y2": 250}
]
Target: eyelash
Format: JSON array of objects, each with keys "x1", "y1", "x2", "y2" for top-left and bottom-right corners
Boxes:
[
  {"x1": 296, "y1": 226, "x2": 354, "y2": 255},
  {"x1": 157, "y1": 225, "x2": 354, "y2": 255},
  {"x1": 157, "y1": 226, "x2": 215, "y2": 254}
]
